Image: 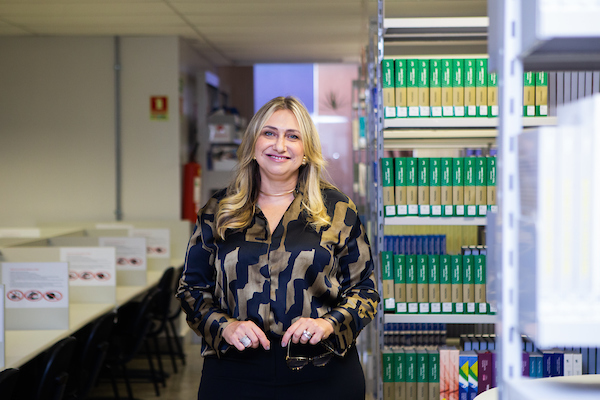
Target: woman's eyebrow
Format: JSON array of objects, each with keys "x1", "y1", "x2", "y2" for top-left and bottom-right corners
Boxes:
[{"x1": 262, "y1": 125, "x2": 301, "y2": 135}]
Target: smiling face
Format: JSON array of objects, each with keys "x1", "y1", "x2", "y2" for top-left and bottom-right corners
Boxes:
[{"x1": 254, "y1": 109, "x2": 305, "y2": 185}]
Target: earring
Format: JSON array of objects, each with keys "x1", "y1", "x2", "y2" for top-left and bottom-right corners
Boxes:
[{"x1": 301, "y1": 156, "x2": 307, "y2": 166}]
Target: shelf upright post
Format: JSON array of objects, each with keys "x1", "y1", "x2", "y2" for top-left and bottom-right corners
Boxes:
[{"x1": 488, "y1": 0, "x2": 523, "y2": 399}]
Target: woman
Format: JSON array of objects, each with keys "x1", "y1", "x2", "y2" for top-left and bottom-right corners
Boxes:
[{"x1": 177, "y1": 96, "x2": 379, "y2": 399}]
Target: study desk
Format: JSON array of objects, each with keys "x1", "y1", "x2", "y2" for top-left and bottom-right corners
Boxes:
[{"x1": 3, "y1": 270, "x2": 163, "y2": 370}]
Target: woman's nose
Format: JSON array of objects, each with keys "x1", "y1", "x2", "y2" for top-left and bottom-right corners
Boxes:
[{"x1": 273, "y1": 135, "x2": 286, "y2": 152}]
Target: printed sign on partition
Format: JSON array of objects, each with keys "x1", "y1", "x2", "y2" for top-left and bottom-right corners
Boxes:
[
  {"x1": 2, "y1": 262, "x2": 69, "y2": 309},
  {"x1": 98, "y1": 237, "x2": 146, "y2": 271},
  {"x1": 59, "y1": 247, "x2": 116, "y2": 286},
  {"x1": 130, "y1": 228, "x2": 170, "y2": 259}
]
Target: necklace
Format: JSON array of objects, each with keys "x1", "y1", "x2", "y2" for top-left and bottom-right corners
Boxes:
[{"x1": 259, "y1": 188, "x2": 295, "y2": 197}]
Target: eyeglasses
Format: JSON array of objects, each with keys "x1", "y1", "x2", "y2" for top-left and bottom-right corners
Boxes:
[{"x1": 285, "y1": 340, "x2": 335, "y2": 371}]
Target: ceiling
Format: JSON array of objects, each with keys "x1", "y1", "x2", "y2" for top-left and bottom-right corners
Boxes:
[{"x1": 0, "y1": 0, "x2": 487, "y2": 66}]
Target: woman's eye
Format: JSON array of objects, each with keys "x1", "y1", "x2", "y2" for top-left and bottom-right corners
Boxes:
[
  {"x1": 263, "y1": 131, "x2": 275, "y2": 137},
  {"x1": 287, "y1": 134, "x2": 299, "y2": 140}
]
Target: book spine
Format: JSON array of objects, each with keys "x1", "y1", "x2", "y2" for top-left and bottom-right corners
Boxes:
[
  {"x1": 441, "y1": 158, "x2": 453, "y2": 216},
  {"x1": 382, "y1": 251, "x2": 395, "y2": 312},
  {"x1": 488, "y1": 72, "x2": 498, "y2": 116},
  {"x1": 395, "y1": 157, "x2": 408, "y2": 216},
  {"x1": 395, "y1": 349, "x2": 406, "y2": 400},
  {"x1": 382, "y1": 157, "x2": 396, "y2": 217},
  {"x1": 383, "y1": 348, "x2": 395, "y2": 400},
  {"x1": 382, "y1": 59, "x2": 396, "y2": 118},
  {"x1": 417, "y1": 349, "x2": 429, "y2": 400},
  {"x1": 453, "y1": 158, "x2": 465, "y2": 216},
  {"x1": 430, "y1": 158, "x2": 442, "y2": 216},
  {"x1": 536, "y1": 71, "x2": 548, "y2": 116},
  {"x1": 428, "y1": 254, "x2": 441, "y2": 313},
  {"x1": 475, "y1": 157, "x2": 487, "y2": 216},
  {"x1": 477, "y1": 351, "x2": 492, "y2": 393},
  {"x1": 406, "y1": 255, "x2": 418, "y2": 313},
  {"x1": 419, "y1": 59, "x2": 431, "y2": 117},
  {"x1": 464, "y1": 59, "x2": 477, "y2": 117},
  {"x1": 452, "y1": 255, "x2": 464, "y2": 313},
  {"x1": 407, "y1": 157, "x2": 419, "y2": 216},
  {"x1": 417, "y1": 254, "x2": 430, "y2": 313},
  {"x1": 406, "y1": 348, "x2": 417, "y2": 400},
  {"x1": 475, "y1": 59, "x2": 488, "y2": 117},
  {"x1": 440, "y1": 254, "x2": 453, "y2": 313},
  {"x1": 395, "y1": 254, "x2": 407, "y2": 312},
  {"x1": 523, "y1": 71, "x2": 536, "y2": 116},
  {"x1": 407, "y1": 59, "x2": 420, "y2": 117},
  {"x1": 463, "y1": 255, "x2": 475, "y2": 313},
  {"x1": 395, "y1": 59, "x2": 408, "y2": 118},
  {"x1": 442, "y1": 59, "x2": 454, "y2": 117},
  {"x1": 474, "y1": 254, "x2": 486, "y2": 307},
  {"x1": 428, "y1": 349, "x2": 440, "y2": 400},
  {"x1": 453, "y1": 59, "x2": 465, "y2": 117},
  {"x1": 468, "y1": 354, "x2": 478, "y2": 400},
  {"x1": 430, "y1": 59, "x2": 442, "y2": 117},
  {"x1": 418, "y1": 158, "x2": 431, "y2": 216},
  {"x1": 459, "y1": 354, "x2": 470, "y2": 400},
  {"x1": 486, "y1": 156, "x2": 496, "y2": 211},
  {"x1": 464, "y1": 157, "x2": 476, "y2": 216}
]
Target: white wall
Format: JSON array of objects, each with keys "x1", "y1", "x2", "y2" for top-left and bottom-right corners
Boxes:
[{"x1": 0, "y1": 36, "x2": 182, "y2": 225}]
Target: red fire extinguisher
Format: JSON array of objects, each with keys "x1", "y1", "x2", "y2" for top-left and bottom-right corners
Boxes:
[{"x1": 182, "y1": 143, "x2": 202, "y2": 223}]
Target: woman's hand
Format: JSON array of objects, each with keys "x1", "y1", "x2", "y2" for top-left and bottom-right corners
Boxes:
[
  {"x1": 222, "y1": 320, "x2": 270, "y2": 351},
  {"x1": 281, "y1": 317, "x2": 334, "y2": 347}
]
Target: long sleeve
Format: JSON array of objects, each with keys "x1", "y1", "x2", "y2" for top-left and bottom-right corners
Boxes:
[{"x1": 176, "y1": 195, "x2": 236, "y2": 356}]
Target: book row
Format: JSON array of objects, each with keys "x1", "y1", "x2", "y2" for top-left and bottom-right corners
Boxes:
[
  {"x1": 384, "y1": 323, "x2": 449, "y2": 347},
  {"x1": 384, "y1": 235, "x2": 448, "y2": 255},
  {"x1": 381, "y1": 156, "x2": 496, "y2": 218},
  {"x1": 382, "y1": 346, "x2": 583, "y2": 400},
  {"x1": 382, "y1": 57, "x2": 548, "y2": 118},
  {"x1": 381, "y1": 253, "x2": 492, "y2": 315}
]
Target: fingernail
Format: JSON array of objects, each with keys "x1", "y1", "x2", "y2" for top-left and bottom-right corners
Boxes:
[
  {"x1": 281, "y1": 341, "x2": 286, "y2": 347},
  {"x1": 265, "y1": 345, "x2": 270, "y2": 350}
]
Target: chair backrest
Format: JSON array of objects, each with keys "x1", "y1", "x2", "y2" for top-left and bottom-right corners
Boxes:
[
  {"x1": 0, "y1": 368, "x2": 20, "y2": 400},
  {"x1": 168, "y1": 265, "x2": 184, "y2": 320},
  {"x1": 35, "y1": 336, "x2": 77, "y2": 400},
  {"x1": 149, "y1": 267, "x2": 175, "y2": 333},
  {"x1": 71, "y1": 310, "x2": 117, "y2": 398}
]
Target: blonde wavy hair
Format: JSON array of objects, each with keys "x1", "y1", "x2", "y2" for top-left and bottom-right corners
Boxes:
[{"x1": 215, "y1": 96, "x2": 335, "y2": 239}]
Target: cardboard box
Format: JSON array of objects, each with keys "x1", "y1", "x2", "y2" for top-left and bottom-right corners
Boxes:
[
  {"x1": 395, "y1": 157, "x2": 408, "y2": 216},
  {"x1": 442, "y1": 59, "x2": 454, "y2": 117},
  {"x1": 453, "y1": 158, "x2": 465, "y2": 216},
  {"x1": 429, "y1": 158, "x2": 442, "y2": 216},
  {"x1": 524, "y1": 71, "x2": 536, "y2": 117},
  {"x1": 441, "y1": 158, "x2": 453, "y2": 216},
  {"x1": 430, "y1": 59, "x2": 442, "y2": 117},
  {"x1": 382, "y1": 251, "x2": 395, "y2": 312},
  {"x1": 475, "y1": 157, "x2": 487, "y2": 216},
  {"x1": 453, "y1": 59, "x2": 465, "y2": 117},
  {"x1": 476, "y1": 59, "x2": 488, "y2": 117},
  {"x1": 536, "y1": 71, "x2": 548, "y2": 116},
  {"x1": 419, "y1": 59, "x2": 431, "y2": 117},
  {"x1": 407, "y1": 59, "x2": 420, "y2": 117},
  {"x1": 418, "y1": 158, "x2": 430, "y2": 216},
  {"x1": 382, "y1": 59, "x2": 396, "y2": 118},
  {"x1": 488, "y1": 72, "x2": 498, "y2": 116},
  {"x1": 395, "y1": 59, "x2": 408, "y2": 118},
  {"x1": 407, "y1": 158, "x2": 419, "y2": 216},
  {"x1": 464, "y1": 59, "x2": 477, "y2": 117},
  {"x1": 464, "y1": 157, "x2": 477, "y2": 216},
  {"x1": 382, "y1": 158, "x2": 396, "y2": 217}
]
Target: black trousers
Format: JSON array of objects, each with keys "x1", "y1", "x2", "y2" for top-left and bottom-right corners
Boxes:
[{"x1": 198, "y1": 339, "x2": 365, "y2": 400}]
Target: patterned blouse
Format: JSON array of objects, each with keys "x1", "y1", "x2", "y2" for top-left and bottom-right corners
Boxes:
[{"x1": 176, "y1": 187, "x2": 379, "y2": 357}]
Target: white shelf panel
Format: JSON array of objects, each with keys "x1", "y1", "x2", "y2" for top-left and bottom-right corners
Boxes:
[
  {"x1": 385, "y1": 216, "x2": 487, "y2": 226},
  {"x1": 505, "y1": 375, "x2": 600, "y2": 400},
  {"x1": 385, "y1": 313, "x2": 496, "y2": 324},
  {"x1": 383, "y1": 117, "x2": 556, "y2": 129}
]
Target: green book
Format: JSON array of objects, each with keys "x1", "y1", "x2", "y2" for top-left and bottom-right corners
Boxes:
[
  {"x1": 405, "y1": 348, "x2": 417, "y2": 400},
  {"x1": 488, "y1": 71, "x2": 498, "y2": 116},
  {"x1": 463, "y1": 254, "x2": 475, "y2": 313},
  {"x1": 418, "y1": 158, "x2": 430, "y2": 216},
  {"x1": 393, "y1": 349, "x2": 406, "y2": 400},
  {"x1": 383, "y1": 348, "x2": 395, "y2": 400},
  {"x1": 428, "y1": 254, "x2": 441, "y2": 313},
  {"x1": 464, "y1": 157, "x2": 477, "y2": 216},
  {"x1": 417, "y1": 254, "x2": 429, "y2": 313},
  {"x1": 452, "y1": 157, "x2": 465, "y2": 216},
  {"x1": 395, "y1": 157, "x2": 408, "y2": 216},
  {"x1": 523, "y1": 71, "x2": 536, "y2": 116},
  {"x1": 394, "y1": 254, "x2": 407, "y2": 313},
  {"x1": 418, "y1": 59, "x2": 430, "y2": 117},
  {"x1": 487, "y1": 156, "x2": 497, "y2": 212},
  {"x1": 474, "y1": 254, "x2": 487, "y2": 313},
  {"x1": 475, "y1": 157, "x2": 487, "y2": 216},
  {"x1": 476, "y1": 59, "x2": 488, "y2": 117},
  {"x1": 407, "y1": 157, "x2": 418, "y2": 216},
  {"x1": 442, "y1": 59, "x2": 454, "y2": 117},
  {"x1": 407, "y1": 59, "x2": 419, "y2": 117},
  {"x1": 382, "y1": 59, "x2": 396, "y2": 118},
  {"x1": 417, "y1": 349, "x2": 429, "y2": 400},
  {"x1": 464, "y1": 59, "x2": 477, "y2": 117},
  {"x1": 406, "y1": 255, "x2": 418, "y2": 313},
  {"x1": 382, "y1": 158, "x2": 396, "y2": 217},
  {"x1": 536, "y1": 71, "x2": 548, "y2": 116},
  {"x1": 395, "y1": 59, "x2": 408, "y2": 118},
  {"x1": 429, "y1": 158, "x2": 441, "y2": 216},
  {"x1": 382, "y1": 251, "x2": 395, "y2": 311},
  {"x1": 441, "y1": 158, "x2": 453, "y2": 216},
  {"x1": 453, "y1": 59, "x2": 465, "y2": 117},
  {"x1": 451, "y1": 255, "x2": 464, "y2": 313},
  {"x1": 440, "y1": 254, "x2": 453, "y2": 313},
  {"x1": 428, "y1": 349, "x2": 440, "y2": 400},
  {"x1": 430, "y1": 59, "x2": 442, "y2": 117}
]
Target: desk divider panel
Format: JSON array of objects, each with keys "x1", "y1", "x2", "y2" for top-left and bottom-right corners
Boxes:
[
  {"x1": 0, "y1": 262, "x2": 69, "y2": 330},
  {"x1": 48, "y1": 236, "x2": 147, "y2": 287},
  {"x1": 0, "y1": 247, "x2": 117, "y2": 303}
]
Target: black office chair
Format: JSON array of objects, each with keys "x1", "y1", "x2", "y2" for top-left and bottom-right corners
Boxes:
[
  {"x1": 0, "y1": 368, "x2": 20, "y2": 400},
  {"x1": 34, "y1": 336, "x2": 78, "y2": 400},
  {"x1": 65, "y1": 310, "x2": 117, "y2": 400},
  {"x1": 166, "y1": 264, "x2": 186, "y2": 369},
  {"x1": 105, "y1": 287, "x2": 162, "y2": 400}
]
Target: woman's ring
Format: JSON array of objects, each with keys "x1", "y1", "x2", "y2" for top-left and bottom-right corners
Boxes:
[
  {"x1": 302, "y1": 330, "x2": 313, "y2": 339},
  {"x1": 240, "y1": 335, "x2": 252, "y2": 348}
]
